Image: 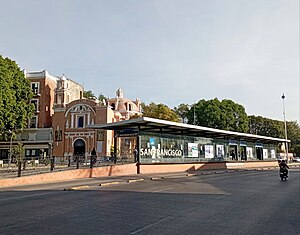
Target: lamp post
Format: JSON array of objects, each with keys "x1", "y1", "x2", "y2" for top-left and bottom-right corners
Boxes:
[
  {"x1": 281, "y1": 93, "x2": 289, "y2": 161},
  {"x1": 193, "y1": 103, "x2": 196, "y2": 125}
]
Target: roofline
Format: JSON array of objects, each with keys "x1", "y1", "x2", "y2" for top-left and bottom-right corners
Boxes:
[{"x1": 88, "y1": 117, "x2": 289, "y2": 143}]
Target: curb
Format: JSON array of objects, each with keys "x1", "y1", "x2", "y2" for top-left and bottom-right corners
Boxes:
[
  {"x1": 127, "y1": 179, "x2": 144, "y2": 183},
  {"x1": 63, "y1": 185, "x2": 90, "y2": 191},
  {"x1": 99, "y1": 181, "x2": 121, "y2": 186},
  {"x1": 63, "y1": 167, "x2": 295, "y2": 190},
  {"x1": 186, "y1": 173, "x2": 197, "y2": 177},
  {"x1": 150, "y1": 177, "x2": 165, "y2": 180}
]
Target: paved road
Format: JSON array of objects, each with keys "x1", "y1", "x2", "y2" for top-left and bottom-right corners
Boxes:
[{"x1": 0, "y1": 168, "x2": 299, "y2": 235}]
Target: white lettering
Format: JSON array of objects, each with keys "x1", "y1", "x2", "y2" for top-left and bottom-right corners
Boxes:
[{"x1": 140, "y1": 148, "x2": 182, "y2": 157}]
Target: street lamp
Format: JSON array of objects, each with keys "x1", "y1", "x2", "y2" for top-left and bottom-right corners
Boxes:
[
  {"x1": 193, "y1": 103, "x2": 196, "y2": 125},
  {"x1": 281, "y1": 93, "x2": 289, "y2": 161},
  {"x1": 189, "y1": 103, "x2": 196, "y2": 125}
]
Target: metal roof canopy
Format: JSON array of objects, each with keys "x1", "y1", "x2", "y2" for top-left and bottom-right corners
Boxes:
[{"x1": 88, "y1": 117, "x2": 289, "y2": 144}]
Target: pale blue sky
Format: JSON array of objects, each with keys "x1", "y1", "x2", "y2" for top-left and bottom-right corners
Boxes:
[{"x1": 0, "y1": 0, "x2": 299, "y2": 123}]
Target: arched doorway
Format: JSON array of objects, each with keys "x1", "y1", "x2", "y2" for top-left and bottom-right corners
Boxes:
[{"x1": 74, "y1": 139, "x2": 85, "y2": 155}]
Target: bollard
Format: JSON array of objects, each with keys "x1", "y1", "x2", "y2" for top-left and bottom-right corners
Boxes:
[
  {"x1": 76, "y1": 155, "x2": 79, "y2": 169},
  {"x1": 90, "y1": 155, "x2": 93, "y2": 169},
  {"x1": 17, "y1": 161, "x2": 22, "y2": 177},
  {"x1": 50, "y1": 156, "x2": 55, "y2": 171}
]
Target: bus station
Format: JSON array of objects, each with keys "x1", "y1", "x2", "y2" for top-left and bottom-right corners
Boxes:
[{"x1": 89, "y1": 117, "x2": 288, "y2": 166}]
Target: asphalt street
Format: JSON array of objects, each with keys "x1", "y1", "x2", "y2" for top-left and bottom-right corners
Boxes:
[{"x1": 0, "y1": 168, "x2": 299, "y2": 235}]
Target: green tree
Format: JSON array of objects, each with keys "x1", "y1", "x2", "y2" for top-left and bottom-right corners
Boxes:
[
  {"x1": 142, "y1": 102, "x2": 180, "y2": 122},
  {"x1": 129, "y1": 113, "x2": 142, "y2": 119},
  {"x1": 173, "y1": 103, "x2": 190, "y2": 123},
  {"x1": 83, "y1": 90, "x2": 95, "y2": 99},
  {"x1": 286, "y1": 121, "x2": 300, "y2": 157},
  {"x1": 187, "y1": 98, "x2": 248, "y2": 132},
  {"x1": 248, "y1": 116, "x2": 300, "y2": 157},
  {"x1": 11, "y1": 142, "x2": 25, "y2": 177},
  {"x1": 98, "y1": 93, "x2": 107, "y2": 102},
  {"x1": 0, "y1": 55, "x2": 34, "y2": 140},
  {"x1": 248, "y1": 116, "x2": 284, "y2": 137},
  {"x1": 220, "y1": 99, "x2": 249, "y2": 132}
]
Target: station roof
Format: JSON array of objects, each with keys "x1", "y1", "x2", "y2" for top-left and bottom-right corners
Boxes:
[{"x1": 88, "y1": 117, "x2": 289, "y2": 144}]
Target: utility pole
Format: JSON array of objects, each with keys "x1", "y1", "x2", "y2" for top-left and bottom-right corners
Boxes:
[
  {"x1": 193, "y1": 104, "x2": 195, "y2": 125},
  {"x1": 282, "y1": 93, "x2": 289, "y2": 162}
]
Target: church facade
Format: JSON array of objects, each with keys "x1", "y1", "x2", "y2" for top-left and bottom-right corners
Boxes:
[{"x1": 52, "y1": 88, "x2": 142, "y2": 161}]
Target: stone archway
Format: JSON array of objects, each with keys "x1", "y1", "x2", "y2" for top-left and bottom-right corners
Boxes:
[{"x1": 74, "y1": 139, "x2": 85, "y2": 155}]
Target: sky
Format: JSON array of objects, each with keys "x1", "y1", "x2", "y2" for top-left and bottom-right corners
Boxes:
[{"x1": 0, "y1": 0, "x2": 299, "y2": 123}]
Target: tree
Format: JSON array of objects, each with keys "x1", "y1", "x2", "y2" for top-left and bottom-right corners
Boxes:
[
  {"x1": 129, "y1": 113, "x2": 142, "y2": 119},
  {"x1": 248, "y1": 116, "x2": 300, "y2": 157},
  {"x1": 173, "y1": 103, "x2": 190, "y2": 123},
  {"x1": 286, "y1": 121, "x2": 300, "y2": 157},
  {"x1": 220, "y1": 99, "x2": 249, "y2": 132},
  {"x1": 141, "y1": 102, "x2": 180, "y2": 122},
  {"x1": 83, "y1": 90, "x2": 95, "y2": 99},
  {"x1": 248, "y1": 115, "x2": 284, "y2": 137},
  {"x1": 98, "y1": 93, "x2": 107, "y2": 102},
  {"x1": 11, "y1": 142, "x2": 25, "y2": 177},
  {"x1": 187, "y1": 98, "x2": 249, "y2": 132},
  {"x1": 0, "y1": 55, "x2": 34, "y2": 140}
]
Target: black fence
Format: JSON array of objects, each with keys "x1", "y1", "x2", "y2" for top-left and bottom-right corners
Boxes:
[{"x1": 0, "y1": 155, "x2": 134, "y2": 178}]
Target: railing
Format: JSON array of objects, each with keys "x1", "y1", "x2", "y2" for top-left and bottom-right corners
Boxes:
[{"x1": 0, "y1": 156, "x2": 135, "y2": 178}]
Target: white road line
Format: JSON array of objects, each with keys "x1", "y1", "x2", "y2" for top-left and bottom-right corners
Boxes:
[
  {"x1": 215, "y1": 193, "x2": 231, "y2": 199},
  {"x1": 152, "y1": 187, "x2": 174, "y2": 193},
  {"x1": 130, "y1": 216, "x2": 173, "y2": 234}
]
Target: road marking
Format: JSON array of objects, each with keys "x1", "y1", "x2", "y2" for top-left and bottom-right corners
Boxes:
[
  {"x1": 130, "y1": 216, "x2": 173, "y2": 234},
  {"x1": 215, "y1": 193, "x2": 231, "y2": 199},
  {"x1": 152, "y1": 187, "x2": 174, "y2": 193}
]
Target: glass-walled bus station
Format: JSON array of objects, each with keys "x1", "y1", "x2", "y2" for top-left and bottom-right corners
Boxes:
[{"x1": 90, "y1": 117, "x2": 288, "y2": 164}]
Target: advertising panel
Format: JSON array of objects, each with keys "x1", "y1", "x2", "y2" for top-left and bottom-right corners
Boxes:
[
  {"x1": 188, "y1": 143, "x2": 198, "y2": 157},
  {"x1": 247, "y1": 147, "x2": 253, "y2": 159},
  {"x1": 271, "y1": 149, "x2": 276, "y2": 158},
  {"x1": 263, "y1": 149, "x2": 268, "y2": 159},
  {"x1": 205, "y1": 145, "x2": 214, "y2": 158},
  {"x1": 216, "y1": 145, "x2": 224, "y2": 159}
]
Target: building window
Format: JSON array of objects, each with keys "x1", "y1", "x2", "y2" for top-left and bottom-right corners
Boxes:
[
  {"x1": 30, "y1": 99, "x2": 39, "y2": 112},
  {"x1": 57, "y1": 95, "x2": 62, "y2": 104},
  {"x1": 77, "y1": 116, "x2": 84, "y2": 128},
  {"x1": 29, "y1": 116, "x2": 38, "y2": 128},
  {"x1": 31, "y1": 82, "x2": 40, "y2": 95},
  {"x1": 111, "y1": 103, "x2": 115, "y2": 110}
]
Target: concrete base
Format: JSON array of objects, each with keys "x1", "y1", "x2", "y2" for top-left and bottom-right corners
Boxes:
[{"x1": 0, "y1": 161, "x2": 279, "y2": 188}]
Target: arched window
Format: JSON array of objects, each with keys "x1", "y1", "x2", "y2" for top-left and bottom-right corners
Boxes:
[
  {"x1": 74, "y1": 139, "x2": 85, "y2": 155},
  {"x1": 111, "y1": 103, "x2": 115, "y2": 110},
  {"x1": 78, "y1": 116, "x2": 84, "y2": 128},
  {"x1": 128, "y1": 104, "x2": 132, "y2": 111}
]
